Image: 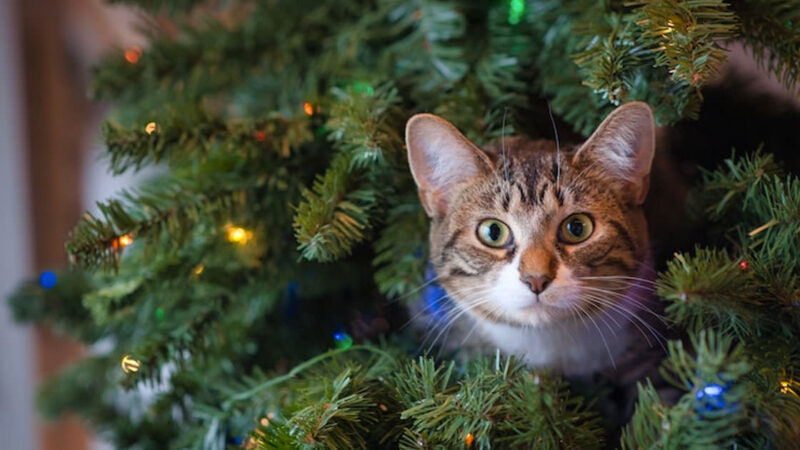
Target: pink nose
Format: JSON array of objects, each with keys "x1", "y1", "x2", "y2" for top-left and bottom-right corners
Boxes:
[{"x1": 521, "y1": 274, "x2": 552, "y2": 294}]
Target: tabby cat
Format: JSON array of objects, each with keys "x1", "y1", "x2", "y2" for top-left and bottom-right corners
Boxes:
[{"x1": 406, "y1": 102, "x2": 663, "y2": 376}]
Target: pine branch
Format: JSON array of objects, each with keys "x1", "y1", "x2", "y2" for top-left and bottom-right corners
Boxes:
[
  {"x1": 283, "y1": 369, "x2": 382, "y2": 448},
  {"x1": 293, "y1": 154, "x2": 380, "y2": 262},
  {"x1": 574, "y1": 13, "x2": 649, "y2": 105},
  {"x1": 622, "y1": 331, "x2": 751, "y2": 449},
  {"x1": 395, "y1": 355, "x2": 603, "y2": 449},
  {"x1": 325, "y1": 83, "x2": 405, "y2": 169},
  {"x1": 498, "y1": 370, "x2": 605, "y2": 449},
  {"x1": 372, "y1": 195, "x2": 428, "y2": 299},
  {"x1": 103, "y1": 109, "x2": 311, "y2": 174},
  {"x1": 732, "y1": 0, "x2": 800, "y2": 95},
  {"x1": 741, "y1": 175, "x2": 800, "y2": 262},
  {"x1": 528, "y1": 1, "x2": 610, "y2": 135},
  {"x1": 696, "y1": 149, "x2": 781, "y2": 220},
  {"x1": 387, "y1": 0, "x2": 469, "y2": 96},
  {"x1": 474, "y1": 4, "x2": 534, "y2": 110},
  {"x1": 657, "y1": 247, "x2": 765, "y2": 338},
  {"x1": 66, "y1": 176, "x2": 249, "y2": 269},
  {"x1": 632, "y1": 0, "x2": 738, "y2": 86},
  {"x1": 573, "y1": 0, "x2": 736, "y2": 126},
  {"x1": 8, "y1": 270, "x2": 101, "y2": 343},
  {"x1": 692, "y1": 151, "x2": 799, "y2": 313},
  {"x1": 91, "y1": 0, "x2": 355, "y2": 110},
  {"x1": 294, "y1": 84, "x2": 404, "y2": 262}
]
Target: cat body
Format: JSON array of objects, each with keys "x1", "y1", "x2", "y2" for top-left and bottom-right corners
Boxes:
[{"x1": 406, "y1": 103, "x2": 661, "y2": 376}]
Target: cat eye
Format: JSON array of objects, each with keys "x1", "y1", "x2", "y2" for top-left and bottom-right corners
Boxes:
[
  {"x1": 476, "y1": 219, "x2": 513, "y2": 248},
  {"x1": 559, "y1": 213, "x2": 594, "y2": 244}
]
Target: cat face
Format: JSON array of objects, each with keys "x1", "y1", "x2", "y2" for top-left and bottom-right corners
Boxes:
[{"x1": 406, "y1": 103, "x2": 655, "y2": 328}]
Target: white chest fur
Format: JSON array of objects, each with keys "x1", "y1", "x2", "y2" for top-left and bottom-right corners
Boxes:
[{"x1": 476, "y1": 311, "x2": 635, "y2": 375}]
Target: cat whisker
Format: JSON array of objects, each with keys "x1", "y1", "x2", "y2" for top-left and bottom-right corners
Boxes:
[
  {"x1": 580, "y1": 294, "x2": 655, "y2": 347},
  {"x1": 577, "y1": 275, "x2": 657, "y2": 286},
  {"x1": 416, "y1": 288, "x2": 496, "y2": 351},
  {"x1": 578, "y1": 282, "x2": 658, "y2": 306},
  {"x1": 459, "y1": 304, "x2": 490, "y2": 347},
  {"x1": 547, "y1": 102, "x2": 562, "y2": 190},
  {"x1": 578, "y1": 293, "x2": 667, "y2": 352},
  {"x1": 385, "y1": 272, "x2": 448, "y2": 306},
  {"x1": 399, "y1": 284, "x2": 494, "y2": 332},
  {"x1": 559, "y1": 304, "x2": 580, "y2": 348},
  {"x1": 422, "y1": 301, "x2": 480, "y2": 354},
  {"x1": 578, "y1": 285, "x2": 667, "y2": 324},
  {"x1": 571, "y1": 300, "x2": 617, "y2": 370},
  {"x1": 501, "y1": 107, "x2": 511, "y2": 189}
]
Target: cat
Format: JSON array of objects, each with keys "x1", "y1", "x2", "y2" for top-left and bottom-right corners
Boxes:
[{"x1": 405, "y1": 102, "x2": 665, "y2": 377}]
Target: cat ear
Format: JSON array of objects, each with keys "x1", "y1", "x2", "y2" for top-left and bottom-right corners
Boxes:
[
  {"x1": 406, "y1": 114, "x2": 494, "y2": 216},
  {"x1": 574, "y1": 102, "x2": 655, "y2": 205}
]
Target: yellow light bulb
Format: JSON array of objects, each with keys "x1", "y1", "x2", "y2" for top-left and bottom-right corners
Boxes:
[
  {"x1": 193, "y1": 264, "x2": 205, "y2": 276},
  {"x1": 118, "y1": 233, "x2": 134, "y2": 248},
  {"x1": 225, "y1": 225, "x2": 252, "y2": 244},
  {"x1": 121, "y1": 355, "x2": 141, "y2": 374},
  {"x1": 145, "y1": 122, "x2": 158, "y2": 135},
  {"x1": 303, "y1": 102, "x2": 314, "y2": 116}
]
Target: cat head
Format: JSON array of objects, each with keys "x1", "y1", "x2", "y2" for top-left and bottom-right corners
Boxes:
[{"x1": 406, "y1": 102, "x2": 655, "y2": 327}]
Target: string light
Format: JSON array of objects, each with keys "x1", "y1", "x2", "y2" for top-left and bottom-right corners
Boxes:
[
  {"x1": 124, "y1": 46, "x2": 142, "y2": 64},
  {"x1": 303, "y1": 102, "x2": 314, "y2": 116},
  {"x1": 508, "y1": 0, "x2": 525, "y2": 25},
  {"x1": 121, "y1": 355, "x2": 141, "y2": 374},
  {"x1": 225, "y1": 225, "x2": 252, "y2": 244},
  {"x1": 739, "y1": 260, "x2": 748, "y2": 270},
  {"x1": 145, "y1": 122, "x2": 158, "y2": 135},
  {"x1": 351, "y1": 81, "x2": 375, "y2": 96},
  {"x1": 118, "y1": 234, "x2": 134, "y2": 247},
  {"x1": 465, "y1": 432, "x2": 475, "y2": 446},
  {"x1": 112, "y1": 233, "x2": 134, "y2": 250},
  {"x1": 39, "y1": 271, "x2": 57, "y2": 289},
  {"x1": 333, "y1": 331, "x2": 353, "y2": 350},
  {"x1": 193, "y1": 264, "x2": 205, "y2": 276},
  {"x1": 255, "y1": 131, "x2": 267, "y2": 142},
  {"x1": 780, "y1": 380, "x2": 798, "y2": 397},
  {"x1": 154, "y1": 308, "x2": 165, "y2": 322},
  {"x1": 260, "y1": 417, "x2": 269, "y2": 427}
]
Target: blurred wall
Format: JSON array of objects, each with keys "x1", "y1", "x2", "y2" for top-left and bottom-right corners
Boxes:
[
  {"x1": 1, "y1": 1, "x2": 143, "y2": 449},
  {"x1": 0, "y1": 1, "x2": 38, "y2": 449}
]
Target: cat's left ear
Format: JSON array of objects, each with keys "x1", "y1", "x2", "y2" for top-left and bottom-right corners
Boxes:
[{"x1": 574, "y1": 102, "x2": 655, "y2": 205}]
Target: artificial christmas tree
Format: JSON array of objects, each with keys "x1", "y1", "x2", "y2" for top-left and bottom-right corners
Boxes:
[{"x1": 9, "y1": 0, "x2": 800, "y2": 448}]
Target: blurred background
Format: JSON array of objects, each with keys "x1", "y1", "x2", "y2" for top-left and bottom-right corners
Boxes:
[
  {"x1": 0, "y1": 1, "x2": 798, "y2": 450},
  {"x1": 0, "y1": 1, "x2": 149, "y2": 448}
]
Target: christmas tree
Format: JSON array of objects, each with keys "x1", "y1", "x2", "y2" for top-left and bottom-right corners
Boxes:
[{"x1": 9, "y1": 0, "x2": 800, "y2": 448}]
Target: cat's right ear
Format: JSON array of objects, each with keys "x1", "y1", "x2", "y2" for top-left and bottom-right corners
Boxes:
[{"x1": 406, "y1": 114, "x2": 493, "y2": 217}]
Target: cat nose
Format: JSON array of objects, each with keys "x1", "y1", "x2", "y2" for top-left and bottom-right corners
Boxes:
[{"x1": 521, "y1": 274, "x2": 552, "y2": 294}]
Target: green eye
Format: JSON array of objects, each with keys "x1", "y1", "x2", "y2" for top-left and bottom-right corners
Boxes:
[
  {"x1": 477, "y1": 219, "x2": 513, "y2": 248},
  {"x1": 559, "y1": 213, "x2": 594, "y2": 244}
]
